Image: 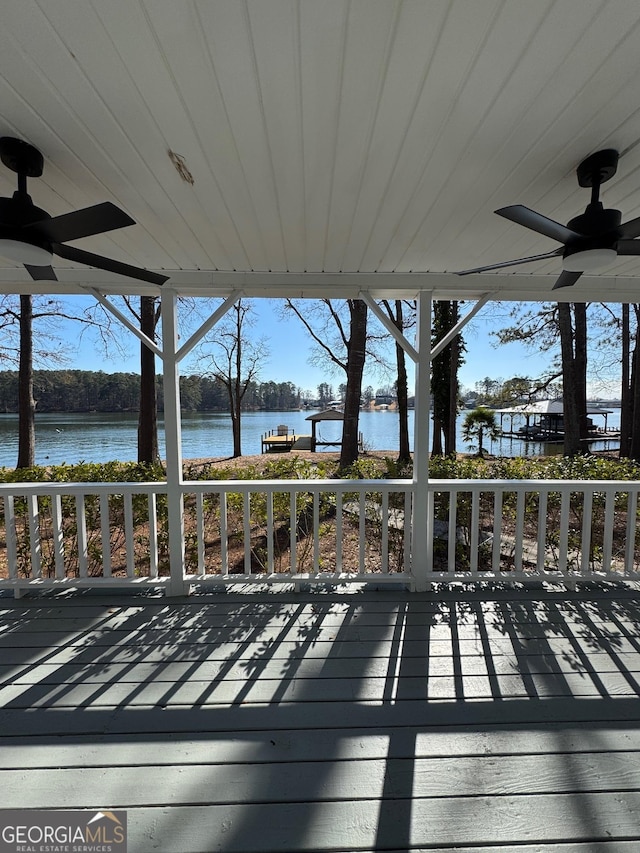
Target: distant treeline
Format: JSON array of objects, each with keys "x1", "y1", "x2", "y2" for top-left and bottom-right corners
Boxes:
[{"x1": 0, "y1": 371, "x2": 302, "y2": 413}]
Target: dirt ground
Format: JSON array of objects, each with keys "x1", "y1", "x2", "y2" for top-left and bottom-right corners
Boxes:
[{"x1": 181, "y1": 449, "x2": 402, "y2": 477}]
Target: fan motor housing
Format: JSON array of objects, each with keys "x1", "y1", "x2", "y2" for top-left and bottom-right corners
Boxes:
[
  {"x1": 567, "y1": 204, "x2": 621, "y2": 237},
  {"x1": 0, "y1": 196, "x2": 51, "y2": 229}
]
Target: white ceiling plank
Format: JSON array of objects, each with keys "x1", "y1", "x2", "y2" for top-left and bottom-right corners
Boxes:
[
  {"x1": 138, "y1": 2, "x2": 265, "y2": 270},
  {"x1": 93, "y1": 0, "x2": 253, "y2": 270},
  {"x1": 36, "y1": 0, "x2": 219, "y2": 269},
  {"x1": 353, "y1": 0, "x2": 505, "y2": 271},
  {"x1": 298, "y1": 0, "x2": 350, "y2": 271},
  {"x1": 321, "y1": 0, "x2": 407, "y2": 272},
  {"x1": 193, "y1": 0, "x2": 289, "y2": 270},
  {"x1": 338, "y1": 0, "x2": 451, "y2": 272},
  {"x1": 244, "y1": 1, "x2": 307, "y2": 271}
]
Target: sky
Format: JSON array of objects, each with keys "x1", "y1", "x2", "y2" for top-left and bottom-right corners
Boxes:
[{"x1": 40, "y1": 295, "x2": 622, "y2": 400}]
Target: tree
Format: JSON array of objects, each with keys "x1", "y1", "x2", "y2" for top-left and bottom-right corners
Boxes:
[
  {"x1": 594, "y1": 302, "x2": 640, "y2": 459},
  {"x1": 286, "y1": 299, "x2": 368, "y2": 468},
  {"x1": 196, "y1": 299, "x2": 268, "y2": 457},
  {"x1": 627, "y1": 305, "x2": 640, "y2": 461},
  {"x1": 87, "y1": 294, "x2": 214, "y2": 464},
  {"x1": 17, "y1": 295, "x2": 35, "y2": 469},
  {"x1": 557, "y1": 302, "x2": 588, "y2": 456},
  {"x1": 0, "y1": 295, "x2": 85, "y2": 469},
  {"x1": 363, "y1": 385, "x2": 375, "y2": 407},
  {"x1": 138, "y1": 295, "x2": 161, "y2": 463},
  {"x1": 461, "y1": 407, "x2": 499, "y2": 458},
  {"x1": 380, "y1": 300, "x2": 414, "y2": 464},
  {"x1": 496, "y1": 302, "x2": 589, "y2": 457},
  {"x1": 317, "y1": 383, "x2": 334, "y2": 406},
  {"x1": 431, "y1": 301, "x2": 463, "y2": 457}
]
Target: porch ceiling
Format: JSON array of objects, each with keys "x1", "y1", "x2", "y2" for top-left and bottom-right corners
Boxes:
[{"x1": 2, "y1": 1, "x2": 640, "y2": 302}]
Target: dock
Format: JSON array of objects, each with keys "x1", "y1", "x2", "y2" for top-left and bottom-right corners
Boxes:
[{"x1": 261, "y1": 431, "x2": 312, "y2": 453}]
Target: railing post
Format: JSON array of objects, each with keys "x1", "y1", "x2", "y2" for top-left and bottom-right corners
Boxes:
[
  {"x1": 411, "y1": 290, "x2": 432, "y2": 591},
  {"x1": 161, "y1": 288, "x2": 187, "y2": 596}
]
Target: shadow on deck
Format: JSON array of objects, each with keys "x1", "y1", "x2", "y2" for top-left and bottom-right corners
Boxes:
[{"x1": 1, "y1": 583, "x2": 640, "y2": 851}]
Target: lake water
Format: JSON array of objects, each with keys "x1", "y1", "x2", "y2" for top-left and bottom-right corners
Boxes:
[{"x1": 0, "y1": 407, "x2": 622, "y2": 467}]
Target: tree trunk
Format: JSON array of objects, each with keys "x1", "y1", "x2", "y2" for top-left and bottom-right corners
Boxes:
[
  {"x1": 391, "y1": 301, "x2": 411, "y2": 464},
  {"x1": 339, "y1": 300, "x2": 367, "y2": 469},
  {"x1": 17, "y1": 294, "x2": 35, "y2": 469},
  {"x1": 138, "y1": 295, "x2": 159, "y2": 464},
  {"x1": 431, "y1": 417, "x2": 443, "y2": 456},
  {"x1": 620, "y1": 304, "x2": 632, "y2": 458},
  {"x1": 445, "y1": 308, "x2": 459, "y2": 456},
  {"x1": 431, "y1": 301, "x2": 461, "y2": 457},
  {"x1": 573, "y1": 302, "x2": 589, "y2": 441},
  {"x1": 629, "y1": 308, "x2": 640, "y2": 461},
  {"x1": 558, "y1": 302, "x2": 582, "y2": 456},
  {"x1": 232, "y1": 310, "x2": 243, "y2": 457},
  {"x1": 232, "y1": 381, "x2": 242, "y2": 458}
]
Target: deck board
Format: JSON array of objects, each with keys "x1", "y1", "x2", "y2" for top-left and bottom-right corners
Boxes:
[{"x1": 1, "y1": 585, "x2": 640, "y2": 852}]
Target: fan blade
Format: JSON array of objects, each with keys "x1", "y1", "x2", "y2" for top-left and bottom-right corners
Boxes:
[
  {"x1": 24, "y1": 264, "x2": 57, "y2": 281},
  {"x1": 616, "y1": 239, "x2": 640, "y2": 255},
  {"x1": 497, "y1": 205, "x2": 581, "y2": 244},
  {"x1": 455, "y1": 248, "x2": 562, "y2": 275},
  {"x1": 52, "y1": 242, "x2": 168, "y2": 285},
  {"x1": 24, "y1": 202, "x2": 135, "y2": 244},
  {"x1": 619, "y1": 216, "x2": 640, "y2": 239},
  {"x1": 552, "y1": 270, "x2": 582, "y2": 290}
]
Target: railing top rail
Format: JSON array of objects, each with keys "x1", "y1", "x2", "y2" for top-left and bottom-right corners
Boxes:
[
  {"x1": 0, "y1": 481, "x2": 168, "y2": 495},
  {"x1": 183, "y1": 478, "x2": 413, "y2": 490},
  {"x1": 0, "y1": 476, "x2": 636, "y2": 495},
  {"x1": 429, "y1": 478, "x2": 640, "y2": 489}
]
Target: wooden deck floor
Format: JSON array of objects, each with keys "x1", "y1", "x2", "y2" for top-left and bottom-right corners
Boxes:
[{"x1": 2, "y1": 583, "x2": 640, "y2": 852}]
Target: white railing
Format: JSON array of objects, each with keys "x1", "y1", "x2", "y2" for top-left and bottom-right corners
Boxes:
[
  {"x1": 428, "y1": 479, "x2": 640, "y2": 585},
  {"x1": 181, "y1": 479, "x2": 413, "y2": 585},
  {"x1": 0, "y1": 477, "x2": 638, "y2": 595},
  {"x1": 0, "y1": 482, "x2": 169, "y2": 595}
]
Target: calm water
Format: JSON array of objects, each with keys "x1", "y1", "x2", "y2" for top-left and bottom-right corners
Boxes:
[{"x1": 0, "y1": 408, "x2": 621, "y2": 467}]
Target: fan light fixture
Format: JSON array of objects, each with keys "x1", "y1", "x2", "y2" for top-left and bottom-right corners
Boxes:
[
  {"x1": 0, "y1": 238, "x2": 53, "y2": 266},
  {"x1": 562, "y1": 247, "x2": 617, "y2": 272}
]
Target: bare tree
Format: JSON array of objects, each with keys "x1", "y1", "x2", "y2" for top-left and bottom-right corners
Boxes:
[
  {"x1": 284, "y1": 299, "x2": 367, "y2": 468},
  {"x1": 381, "y1": 299, "x2": 414, "y2": 464},
  {"x1": 196, "y1": 299, "x2": 269, "y2": 457},
  {"x1": 138, "y1": 295, "x2": 161, "y2": 463},
  {"x1": 0, "y1": 295, "x2": 86, "y2": 469}
]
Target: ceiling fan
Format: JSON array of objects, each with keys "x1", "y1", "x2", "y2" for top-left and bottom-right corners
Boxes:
[
  {"x1": 455, "y1": 148, "x2": 640, "y2": 289},
  {"x1": 0, "y1": 136, "x2": 168, "y2": 285}
]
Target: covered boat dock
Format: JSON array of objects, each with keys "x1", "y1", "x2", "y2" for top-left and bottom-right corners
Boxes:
[{"x1": 496, "y1": 400, "x2": 616, "y2": 442}]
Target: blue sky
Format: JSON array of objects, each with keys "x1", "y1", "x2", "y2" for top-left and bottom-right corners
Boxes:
[{"x1": 53, "y1": 295, "x2": 619, "y2": 399}]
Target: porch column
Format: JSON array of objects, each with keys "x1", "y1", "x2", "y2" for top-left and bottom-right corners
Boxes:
[
  {"x1": 411, "y1": 290, "x2": 432, "y2": 592},
  {"x1": 161, "y1": 288, "x2": 187, "y2": 596}
]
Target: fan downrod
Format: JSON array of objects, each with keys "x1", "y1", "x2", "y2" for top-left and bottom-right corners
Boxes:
[
  {"x1": 0, "y1": 137, "x2": 44, "y2": 178},
  {"x1": 577, "y1": 148, "x2": 619, "y2": 189}
]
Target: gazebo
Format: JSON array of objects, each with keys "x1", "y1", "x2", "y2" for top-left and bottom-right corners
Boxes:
[{"x1": 305, "y1": 408, "x2": 345, "y2": 451}]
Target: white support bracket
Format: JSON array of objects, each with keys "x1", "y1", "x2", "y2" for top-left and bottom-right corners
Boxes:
[
  {"x1": 359, "y1": 292, "x2": 419, "y2": 363},
  {"x1": 430, "y1": 292, "x2": 494, "y2": 359},
  {"x1": 360, "y1": 291, "x2": 495, "y2": 365},
  {"x1": 175, "y1": 290, "x2": 243, "y2": 363},
  {"x1": 86, "y1": 287, "x2": 164, "y2": 360}
]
